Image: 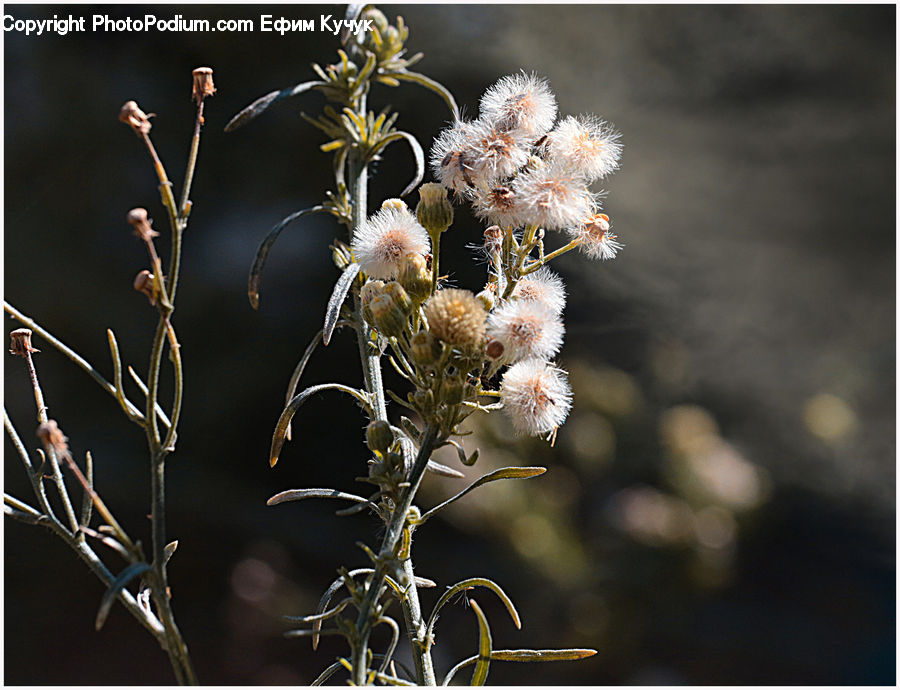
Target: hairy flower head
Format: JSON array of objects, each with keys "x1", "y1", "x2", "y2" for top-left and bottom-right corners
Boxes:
[
  {"x1": 513, "y1": 161, "x2": 594, "y2": 230},
  {"x1": 423, "y1": 288, "x2": 486, "y2": 349},
  {"x1": 352, "y1": 206, "x2": 430, "y2": 279},
  {"x1": 430, "y1": 119, "x2": 479, "y2": 193},
  {"x1": 512, "y1": 267, "x2": 567, "y2": 315},
  {"x1": 544, "y1": 115, "x2": 622, "y2": 182},
  {"x1": 465, "y1": 121, "x2": 530, "y2": 187},
  {"x1": 500, "y1": 359, "x2": 573, "y2": 436},
  {"x1": 486, "y1": 298, "x2": 564, "y2": 363},
  {"x1": 480, "y1": 72, "x2": 558, "y2": 138},
  {"x1": 570, "y1": 212, "x2": 623, "y2": 260},
  {"x1": 472, "y1": 185, "x2": 522, "y2": 228}
]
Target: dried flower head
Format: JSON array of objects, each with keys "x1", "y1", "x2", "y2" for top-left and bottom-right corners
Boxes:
[
  {"x1": 36, "y1": 419, "x2": 69, "y2": 456},
  {"x1": 423, "y1": 288, "x2": 486, "y2": 348},
  {"x1": 544, "y1": 115, "x2": 622, "y2": 182},
  {"x1": 500, "y1": 359, "x2": 573, "y2": 436},
  {"x1": 192, "y1": 67, "x2": 216, "y2": 105},
  {"x1": 133, "y1": 269, "x2": 157, "y2": 305},
  {"x1": 473, "y1": 186, "x2": 521, "y2": 228},
  {"x1": 512, "y1": 267, "x2": 567, "y2": 315},
  {"x1": 352, "y1": 206, "x2": 430, "y2": 279},
  {"x1": 480, "y1": 72, "x2": 558, "y2": 138},
  {"x1": 464, "y1": 121, "x2": 530, "y2": 188},
  {"x1": 430, "y1": 120, "x2": 478, "y2": 193},
  {"x1": 119, "y1": 100, "x2": 152, "y2": 136},
  {"x1": 126, "y1": 207, "x2": 159, "y2": 241},
  {"x1": 569, "y1": 213, "x2": 623, "y2": 261},
  {"x1": 9, "y1": 328, "x2": 39, "y2": 356},
  {"x1": 486, "y1": 299, "x2": 564, "y2": 362},
  {"x1": 513, "y1": 161, "x2": 595, "y2": 231}
]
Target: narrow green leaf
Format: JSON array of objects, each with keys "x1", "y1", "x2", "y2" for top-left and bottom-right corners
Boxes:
[
  {"x1": 390, "y1": 71, "x2": 460, "y2": 121},
  {"x1": 248, "y1": 206, "x2": 332, "y2": 309},
  {"x1": 425, "y1": 460, "x2": 465, "y2": 479},
  {"x1": 368, "y1": 131, "x2": 424, "y2": 197},
  {"x1": 419, "y1": 467, "x2": 546, "y2": 523},
  {"x1": 490, "y1": 648, "x2": 598, "y2": 662},
  {"x1": 270, "y1": 384, "x2": 371, "y2": 466},
  {"x1": 225, "y1": 81, "x2": 325, "y2": 132},
  {"x1": 285, "y1": 597, "x2": 351, "y2": 623},
  {"x1": 312, "y1": 568, "x2": 373, "y2": 650},
  {"x1": 267, "y1": 487, "x2": 376, "y2": 510},
  {"x1": 80, "y1": 451, "x2": 94, "y2": 527},
  {"x1": 426, "y1": 578, "x2": 520, "y2": 655},
  {"x1": 164, "y1": 540, "x2": 178, "y2": 564},
  {"x1": 95, "y1": 562, "x2": 151, "y2": 630},
  {"x1": 470, "y1": 600, "x2": 492, "y2": 686},
  {"x1": 310, "y1": 660, "x2": 344, "y2": 686},
  {"x1": 323, "y1": 263, "x2": 360, "y2": 345}
]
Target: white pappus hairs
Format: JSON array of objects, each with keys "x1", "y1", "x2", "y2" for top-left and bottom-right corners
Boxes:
[
  {"x1": 500, "y1": 358, "x2": 573, "y2": 436},
  {"x1": 352, "y1": 206, "x2": 431, "y2": 279}
]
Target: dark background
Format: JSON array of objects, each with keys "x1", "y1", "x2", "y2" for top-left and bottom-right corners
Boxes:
[{"x1": 4, "y1": 4, "x2": 895, "y2": 685}]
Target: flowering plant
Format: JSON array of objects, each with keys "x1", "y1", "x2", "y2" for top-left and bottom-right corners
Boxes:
[{"x1": 228, "y1": 5, "x2": 623, "y2": 685}]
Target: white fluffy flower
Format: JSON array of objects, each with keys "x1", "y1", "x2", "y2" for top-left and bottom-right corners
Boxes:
[
  {"x1": 430, "y1": 119, "x2": 479, "y2": 193},
  {"x1": 479, "y1": 72, "x2": 558, "y2": 138},
  {"x1": 513, "y1": 161, "x2": 595, "y2": 230},
  {"x1": 512, "y1": 267, "x2": 566, "y2": 315},
  {"x1": 569, "y1": 213, "x2": 623, "y2": 261},
  {"x1": 500, "y1": 359, "x2": 573, "y2": 436},
  {"x1": 465, "y1": 120, "x2": 530, "y2": 187},
  {"x1": 486, "y1": 298, "x2": 564, "y2": 363},
  {"x1": 352, "y1": 206, "x2": 430, "y2": 279},
  {"x1": 544, "y1": 115, "x2": 622, "y2": 182},
  {"x1": 472, "y1": 185, "x2": 522, "y2": 228}
]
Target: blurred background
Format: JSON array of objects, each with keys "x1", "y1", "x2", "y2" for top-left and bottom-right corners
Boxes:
[{"x1": 4, "y1": 4, "x2": 895, "y2": 685}]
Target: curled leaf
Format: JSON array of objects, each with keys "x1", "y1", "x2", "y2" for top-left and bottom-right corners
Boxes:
[
  {"x1": 419, "y1": 467, "x2": 546, "y2": 523},
  {"x1": 390, "y1": 71, "x2": 460, "y2": 121},
  {"x1": 95, "y1": 562, "x2": 151, "y2": 630},
  {"x1": 426, "y1": 577, "x2": 520, "y2": 655},
  {"x1": 324, "y1": 263, "x2": 360, "y2": 345},
  {"x1": 425, "y1": 460, "x2": 465, "y2": 479},
  {"x1": 470, "y1": 600, "x2": 492, "y2": 686},
  {"x1": 225, "y1": 80, "x2": 325, "y2": 132},
  {"x1": 267, "y1": 487, "x2": 377, "y2": 513},
  {"x1": 248, "y1": 206, "x2": 332, "y2": 310},
  {"x1": 270, "y1": 384, "x2": 371, "y2": 466},
  {"x1": 368, "y1": 132, "x2": 424, "y2": 197}
]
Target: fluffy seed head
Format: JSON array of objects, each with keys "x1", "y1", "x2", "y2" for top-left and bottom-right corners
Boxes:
[
  {"x1": 464, "y1": 121, "x2": 530, "y2": 188},
  {"x1": 423, "y1": 288, "x2": 486, "y2": 349},
  {"x1": 486, "y1": 299, "x2": 564, "y2": 363},
  {"x1": 430, "y1": 120, "x2": 479, "y2": 193},
  {"x1": 513, "y1": 161, "x2": 595, "y2": 230},
  {"x1": 500, "y1": 359, "x2": 573, "y2": 436},
  {"x1": 472, "y1": 186, "x2": 522, "y2": 228},
  {"x1": 512, "y1": 267, "x2": 567, "y2": 315},
  {"x1": 570, "y1": 213, "x2": 623, "y2": 260},
  {"x1": 480, "y1": 72, "x2": 558, "y2": 138},
  {"x1": 544, "y1": 115, "x2": 622, "y2": 182},
  {"x1": 352, "y1": 206, "x2": 430, "y2": 279}
]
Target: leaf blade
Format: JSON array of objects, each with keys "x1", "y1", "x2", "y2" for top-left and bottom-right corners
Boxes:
[
  {"x1": 95, "y1": 562, "x2": 151, "y2": 631},
  {"x1": 225, "y1": 81, "x2": 325, "y2": 132},
  {"x1": 323, "y1": 263, "x2": 360, "y2": 345},
  {"x1": 420, "y1": 466, "x2": 546, "y2": 523}
]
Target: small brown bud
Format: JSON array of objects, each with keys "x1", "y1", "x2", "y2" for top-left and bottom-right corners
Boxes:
[
  {"x1": 366, "y1": 420, "x2": 394, "y2": 454},
  {"x1": 192, "y1": 67, "x2": 216, "y2": 105},
  {"x1": 484, "y1": 225, "x2": 503, "y2": 254},
  {"x1": 486, "y1": 340, "x2": 505, "y2": 360},
  {"x1": 9, "y1": 328, "x2": 39, "y2": 356},
  {"x1": 126, "y1": 207, "x2": 158, "y2": 241},
  {"x1": 36, "y1": 420, "x2": 69, "y2": 456},
  {"x1": 134, "y1": 270, "x2": 157, "y2": 305},
  {"x1": 119, "y1": 100, "x2": 152, "y2": 136}
]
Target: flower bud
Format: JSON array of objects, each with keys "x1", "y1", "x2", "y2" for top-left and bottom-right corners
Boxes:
[
  {"x1": 127, "y1": 207, "x2": 158, "y2": 241},
  {"x1": 119, "y1": 100, "x2": 152, "y2": 136},
  {"x1": 381, "y1": 198, "x2": 408, "y2": 212},
  {"x1": 475, "y1": 288, "x2": 496, "y2": 312},
  {"x1": 366, "y1": 420, "x2": 394, "y2": 454},
  {"x1": 382, "y1": 281, "x2": 412, "y2": 314},
  {"x1": 486, "y1": 339, "x2": 505, "y2": 360},
  {"x1": 416, "y1": 183, "x2": 454, "y2": 235},
  {"x1": 410, "y1": 331, "x2": 442, "y2": 368},
  {"x1": 134, "y1": 270, "x2": 157, "y2": 305},
  {"x1": 360, "y1": 280, "x2": 386, "y2": 326},
  {"x1": 440, "y1": 379, "x2": 465, "y2": 405},
  {"x1": 369, "y1": 294, "x2": 407, "y2": 338},
  {"x1": 423, "y1": 288, "x2": 486, "y2": 349},
  {"x1": 192, "y1": 67, "x2": 216, "y2": 105},
  {"x1": 9, "y1": 328, "x2": 39, "y2": 356},
  {"x1": 398, "y1": 253, "x2": 431, "y2": 304}
]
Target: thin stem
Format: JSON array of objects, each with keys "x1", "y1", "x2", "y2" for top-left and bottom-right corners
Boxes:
[
  {"x1": 430, "y1": 230, "x2": 441, "y2": 294},
  {"x1": 523, "y1": 238, "x2": 581, "y2": 273},
  {"x1": 179, "y1": 101, "x2": 205, "y2": 216},
  {"x1": 399, "y1": 550, "x2": 435, "y2": 684}
]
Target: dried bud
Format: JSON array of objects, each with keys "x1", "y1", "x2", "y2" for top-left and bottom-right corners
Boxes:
[
  {"x1": 9, "y1": 328, "x2": 39, "y2": 356},
  {"x1": 36, "y1": 420, "x2": 69, "y2": 456},
  {"x1": 398, "y1": 254, "x2": 431, "y2": 304},
  {"x1": 476, "y1": 288, "x2": 496, "y2": 312},
  {"x1": 416, "y1": 183, "x2": 454, "y2": 235},
  {"x1": 423, "y1": 288, "x2": 486, "y2": 349},
  {"x1": 119, "y1": 100, "x2": 152, "y2": 136},
  {"x1": 366, "y1": 420, "x2": 394, "y2": 454},
  {"x1": 192, "y1": 67, "x2": 215, "y2": 105},
  {"x1": 126, "y1": 207, "x2": 158, "y2": 241},
  {"x1": 134, "y1": 270, "x2": 157, "y2": 305},
  {"x1": 486, "y1": 339, "x2": 505, "y2": 360},
  {"x1": 410, "y1": 331, "x2": 442, "y2": 368},
  {"x1": 484, "y1": 225, "x2": 503, "y2": 254}
]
